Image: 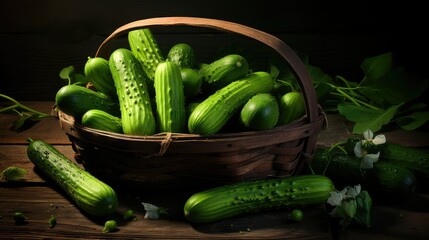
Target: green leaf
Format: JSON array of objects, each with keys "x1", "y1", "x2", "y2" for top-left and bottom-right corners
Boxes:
[
  {"x1": 307, "y1": 65, "x2": 334, "y2": 84},
  {"x1": 71, "y1": 73, "x2": 89, "y2": 85},
  {"x1": 269, "y1": 64, "x2": 280, "y2": 80},
  {"x1": 59, "y1": 66, "x2": 75, "y2": 80},
  {"x1": 395, "y1": 111, "x2": 429, "y2": 131},
  {"x1": 360, "y1": 52, "x2": 393, "y2": 81},
  {"x1": 352, "y1": 104, "x2": 401, "y2": 134},
  {"x1": 337, "y1": 103, "x2": 384, "y2": 123},
  {"x1": 354, "y1": 190, "x2": 372, "y2": 228},
  {"x1": 358, "y1": 68, "x2": 428, "y2": 106},
  {"x1": 1, "y1": 166, "x2": 28, "y2": 181},
  {"x1": 12, "y1": 113, "x2": 41, "y2": 132}
]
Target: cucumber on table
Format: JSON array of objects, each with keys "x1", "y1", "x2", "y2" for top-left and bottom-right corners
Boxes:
[
  {"x1": 184, "y1": 174, "x2": 334, "y2": 223},
  {"x1": 26, "y1": 138, "x2": 118, "y2": 217},
  {"x1": 310, "y1": 148, "x2": 417, "y2": 196}
]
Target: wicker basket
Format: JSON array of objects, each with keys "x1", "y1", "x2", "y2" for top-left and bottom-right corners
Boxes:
[{"x1": 58, "y1": 17, "x2": 327, "y2": 188}]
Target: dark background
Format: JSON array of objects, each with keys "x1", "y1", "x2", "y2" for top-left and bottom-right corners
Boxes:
[{"x1": 1, "y1": 0, "x2": 427, "y2": 101}]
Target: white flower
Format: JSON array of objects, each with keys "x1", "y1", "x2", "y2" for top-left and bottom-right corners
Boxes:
[
  {"x1": 354, "y1": 129, "x2": 385, "y2": 169},
  {"x1": 142, "y1": 202, "x2": 160, "y2": 220},
  {"x1": 327, "y1": 185, "x2": 361, "y2": 207},
  {"x1": 362, "y1": 129, "x2": 386, "y2": 145},
  {"x1": 327, "y1": 187, "x2": 348, "y2": 206},
  {"x1": 345, "y1": 184, "x2": 361, "y2": 198},
  {"x1": 354, "y1": 141, "x2": 381, "y2": 169}
]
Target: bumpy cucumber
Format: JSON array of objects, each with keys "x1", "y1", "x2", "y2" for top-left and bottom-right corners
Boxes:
[
  {"x1": 109, "y1": 48, "x2": 156, "y2": 136},
  {"x1": 154, "y1": 61, "x2": 186, "y2": 133},
  {"x1": 184, "y1": 174, "x2": 334, "y2": 223},
  {"x1": 167, "y1": 43, "x2": 196, "y2": 69},
  {"x1": 188, "y1": 71, "x2": 274, "y2": 135},
  {"x1": 26, "y1": 138, "x2": 118, "y2": 217},
  {"x1": 128, "y1": 28, "x2": 164, "y2": 81},
  {"x1": 379, "y1": 142, "x2": 429, "y2": 180}
]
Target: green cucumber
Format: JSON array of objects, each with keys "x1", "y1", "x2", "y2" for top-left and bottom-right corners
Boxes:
[
  {"x1": 240, "y1": 93, "x2": 279, "y2": 131},
  {"x1": 184, "y1": 174, "x2": 334, "y2": 223},
  {"x1": 277, "y1": 91, "x2": 306, "y2": 126},
  {"x1": 180, "y1": 67, "x2": 203, "y2": 98},
  {"x1": 310, "y1": 148, "x2": 417, "y2": 195},
  {"x1": 200, "y1": 54, "x2": 250, "y2": 92},
  {"x1": 109, "y1": 48, "x2": 156, "y2": 136},
  {"x1": 84, "y1": 56, "x2": 117, "y2": 97},
  {"x1": 128, "y1": 28, "x2": 164, "y2": 81},
  {"x1": 81, "y1": 109, "x2": 123, "y2": 133},
  {"x1": 167, "y1": 43, "x2": 196, "y2": 69},
  {"x1": 379, "y1": 143, "x2": 429, "y2": 180},
  {"x1": 154, "y1": 61, "x2": 186, "y2": 133},
  {"x1": 345, "y1": 137, "x2": 429, "y2": 181},
  {"x1": 26, "y1": 138, "x2": 118, "y2": 217},
  {"x1": 188, "y1": 71, "x2": 274, "y2": 135},
  {"x1": 55, "y1": 84, "x2": 120, "y2": 119}
]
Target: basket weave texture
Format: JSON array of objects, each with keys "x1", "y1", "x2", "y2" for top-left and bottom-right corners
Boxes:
[{"x1": 58, "y1": 17, "x2": 327, "y2": 187}]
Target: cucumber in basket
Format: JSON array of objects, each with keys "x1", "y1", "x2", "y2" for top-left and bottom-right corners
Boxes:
[
  {"x1": 184, "y1": 174, "x2": 334, "y2": 223},
  {"x1": 26, "y1": 138, "x2": 118, "y2": 217}
]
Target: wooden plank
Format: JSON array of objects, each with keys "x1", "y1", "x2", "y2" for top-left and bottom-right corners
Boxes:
[
  {"x1": 0, "y1": 101, "x2": 70, "y2": 145},
  {"x1": 0, "y1": 185, "x2": 331, "y2": 239},
  {"x1": 0, "y1": 145, "x2": 76, "y2": 183}
]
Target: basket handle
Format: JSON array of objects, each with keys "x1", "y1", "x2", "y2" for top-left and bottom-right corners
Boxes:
[{"x1": 96, "y1": 16, "x2": 319, "y2": 123}]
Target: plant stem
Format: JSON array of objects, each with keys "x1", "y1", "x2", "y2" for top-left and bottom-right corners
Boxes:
[{"x1": 0, "y1": 94, "x2": 50, "y2": 117}]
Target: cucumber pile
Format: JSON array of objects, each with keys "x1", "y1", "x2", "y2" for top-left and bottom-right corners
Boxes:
[{"x1": 55, "y1": 28, "x2": 306, "y2": 136}]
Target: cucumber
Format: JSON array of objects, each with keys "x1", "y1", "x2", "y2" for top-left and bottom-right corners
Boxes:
[
  {"x1": 188, "y1": 71, "x2": 274, "y2": 135},
  {"x1": 26, "y1": 138, "x2": 118, "y2": 217},
  {"x1": 345, "y1": 137, "x2": 429, "y2": 181},
  {"x1": 200, "y1": 54, "x2": 250, "y2": 92},
  {"x1": 310, "y1": 148, "x2": 417, "y2": 195},
  {"x1": 184, "y1": 174, "x2": 334, "y2": 223},
  {"x1": 154, "y1": 61, "x2": 186, "y2": 133},
  {"x1": 180, "y1": 67, "x2": 203, "y2": 98},
  {"x1": 379, "y1": 142, "x2": 429, "y2": 180},
  {"x1": 55, "y1": 84, "x2": 120, "y2": 119},
  {"x1": 109, "y1": 48, "x2": 156, "y2": 136},
  {"x1": 277, "y1": 91, "x2": 306, "y2": 126},
  {"x1": 84, "y1": 56, "x2": 117, "y2": 97},
  {"x1": 128, "y1": 28, "x2": 164, "y2": 81},
  {"x1": 81, "y1": 109, "x2": 123, "y2": 133},
  {"x1": 240, "y1": 93, "x2": 279, "y2": 131},
  {"x1": 167, "y1": 43, "x2": 196, "y2": 69}
]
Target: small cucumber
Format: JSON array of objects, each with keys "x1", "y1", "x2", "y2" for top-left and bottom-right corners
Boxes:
[
  {"x1": 240, "y1": 93, "x2": 279, "y2": 131},
  {"x1": 84, "y1": 56, "x2": 117, "y2": 97},
  {"x1": 167, "y1": 43, "x2": 196, "y2": 69},
  {"x1": 26, "y1": 138, "x2": 118, "y2": 217},
  {"x1": 200, "y1": 54, "x2": 250, "y2": 92},
  {"x1": 278, "y1": 91, "x2": 306, "y2": 126},
  {"x1": 81, "y1": 109, "x2": 123, "y2": 133},
  {"x1": 180, "y1": 67, "x2": 203, "y2": 98}
]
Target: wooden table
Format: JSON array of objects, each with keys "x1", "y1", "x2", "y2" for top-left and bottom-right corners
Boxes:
[{"x1": 1, "y1": 102, "x2": 428, "y2": 239}]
